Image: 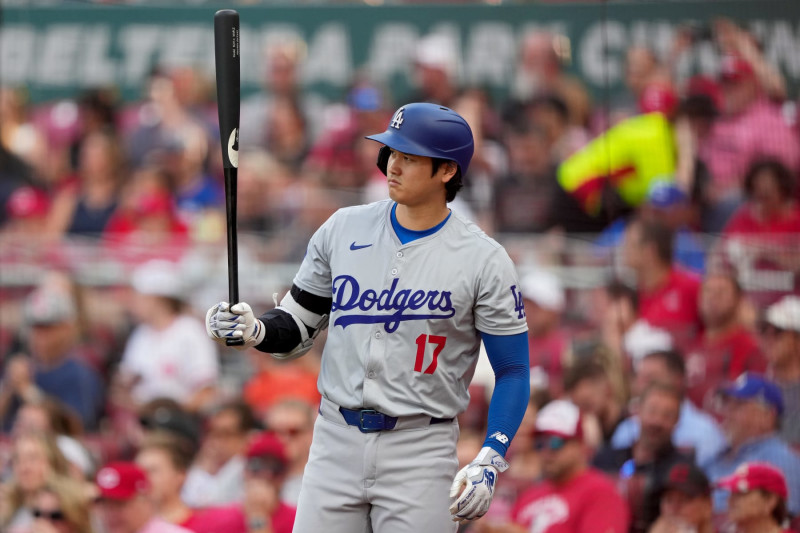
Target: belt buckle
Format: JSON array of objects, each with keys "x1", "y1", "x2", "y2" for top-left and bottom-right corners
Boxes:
[{"x1": 359, "y1": 409, "x2": 383, "y2": 433}]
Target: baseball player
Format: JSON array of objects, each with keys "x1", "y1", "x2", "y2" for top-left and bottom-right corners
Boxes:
[{"x1": 206, "y1": 103, "x2": 531, "y2": 532}]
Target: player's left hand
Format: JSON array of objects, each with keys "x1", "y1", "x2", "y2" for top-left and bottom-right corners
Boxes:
[
  {"x1": 449, "y1": 446, "x2": 509, "y2": 523},
  {"x1": 205, "y1": 301, "x2": 266, "y2": 349}
]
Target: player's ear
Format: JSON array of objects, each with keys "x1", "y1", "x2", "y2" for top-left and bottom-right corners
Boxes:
[{"x1": 439, "y1": 161, "x2": 458, "y2": 184}]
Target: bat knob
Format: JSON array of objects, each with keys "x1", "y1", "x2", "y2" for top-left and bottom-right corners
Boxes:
[{"x1": 226, "y1": 338, "x2": 245, "y2": 347}]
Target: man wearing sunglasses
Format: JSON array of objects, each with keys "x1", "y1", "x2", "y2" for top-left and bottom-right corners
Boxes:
[
  {"x1": 508, "y1": 400, "x2": 629, "y2": 533},
  {"x1": 763, "y1": 296, "x2": 800, "y2": 448}
]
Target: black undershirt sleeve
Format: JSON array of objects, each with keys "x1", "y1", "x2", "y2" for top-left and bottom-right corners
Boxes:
[{"x1": 254, "y1": 285, "x2": 333, "y2": 354}]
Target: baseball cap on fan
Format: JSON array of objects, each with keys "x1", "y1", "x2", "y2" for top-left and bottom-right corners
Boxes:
[
  {"x1": 520, "y1": 270, "x2": 565, "y2": 312},
  {"x1": 415, "y1": 33, "x2": 459, "y2": 80},
  {"x1": 716, "y1": 462, "x2": 788, "y2": 500},
  {"x1": 623, "y1": 320, "x2": 674, "y2": 363},
  {"x1": 23, "y1": 288, "x2": 77, "y2": 326},
  {"x1": 682, "y1": 75, "x2": 723, "y2": 118},
  {"x1": 246, "y1": 432, "x2": 288, "y2": 478},
  {"x1": 535, "y1": 400, "x2": 583, "y2": 440},
  {"x1": 660, "y1": 460, "x2": 711, "y2": 498},
  {"x1": 131, "y1": 259, "x2": 185, "y2": 300},
  {"x1": 648, "y1": 181, "x2": 688, "y2": 209},
  {"x1": 96, "y1": 462, "x2": 150, "y2": 500},
  {"x1": 719, "y1": 54, "x2": 755, "y2": 83},
  {"x1": 349, "y1": 85, "x2": 384, "y2": 112},
  {"x1": 765, "y1": 295, "x2": 800, "y2": 333},
  {"x1": 247, "y1": 432, "x2": 288, "y2": 464},
  {"x1": 719, "y1": 373, "x2": 784, "y2": 415}
]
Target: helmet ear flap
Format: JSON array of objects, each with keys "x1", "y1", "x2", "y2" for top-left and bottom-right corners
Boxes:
[{"x1": 376, "y1": 146, "x2": 391, "y2": 176}]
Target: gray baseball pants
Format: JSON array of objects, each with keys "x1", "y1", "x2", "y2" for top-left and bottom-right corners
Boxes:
[{"x1": 292, "y1": 397, "x2": 460, "y2": 533}]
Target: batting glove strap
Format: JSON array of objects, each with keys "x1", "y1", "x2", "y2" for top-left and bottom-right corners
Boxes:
[
  {"x1": 205, "y1": 301, "x2": 266, "y2": 349},
  {"x1": 473, "y1": 446, "x2": 510, "y2": 471},
  {"x1": 448, "y1": 447, "x2": 509, "y2": 523}
]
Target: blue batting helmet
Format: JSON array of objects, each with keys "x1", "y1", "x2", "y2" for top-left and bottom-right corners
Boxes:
[{"x1": 365, "y1": 103, "x2": 474, "y2": 176}]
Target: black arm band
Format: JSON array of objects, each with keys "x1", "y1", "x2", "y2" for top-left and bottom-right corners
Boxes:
[{"x1": 290, "y1": 284, "x2": 333, "y2": 315}]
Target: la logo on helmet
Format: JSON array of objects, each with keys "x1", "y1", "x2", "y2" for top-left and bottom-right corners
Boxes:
[{"x1": 390, "y1": 108, "x2": 405, "y2": 129}]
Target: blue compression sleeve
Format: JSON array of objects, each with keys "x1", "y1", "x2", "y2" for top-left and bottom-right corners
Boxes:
[{"x1": 480, "y1": 332, "x2": 530, "y2": 457}]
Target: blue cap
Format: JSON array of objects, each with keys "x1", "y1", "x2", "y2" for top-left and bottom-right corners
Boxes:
[
  {"x1": 721, "y1": 373, "x2": 784, "y2": 415},
  {"x1": 648, "y1": 181, "x2": 688, "y2": 208},
  {"x1": 349, "y1": 86, "x2": 383, "y2": 112}
]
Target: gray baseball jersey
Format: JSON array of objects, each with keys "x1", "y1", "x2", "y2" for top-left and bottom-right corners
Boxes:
[{"x1": 293, "y1": 198, "x2": 528, "y2": 419}]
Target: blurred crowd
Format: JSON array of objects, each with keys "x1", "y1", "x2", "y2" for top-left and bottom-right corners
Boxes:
[{"x1": 1, "y1": 16, "x2": 799, "y2": 533}]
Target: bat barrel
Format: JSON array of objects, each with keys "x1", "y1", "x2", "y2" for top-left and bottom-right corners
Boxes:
[{"x1": 214, "y1": 9, "x2": 240, "y2": 170}]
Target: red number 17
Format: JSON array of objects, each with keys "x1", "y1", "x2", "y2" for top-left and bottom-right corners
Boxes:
[{"x1": 414, "y1": 334, "x2": 446, "y2": 374}]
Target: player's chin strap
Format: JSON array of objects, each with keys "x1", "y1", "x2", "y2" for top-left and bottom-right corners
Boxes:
[{"x1": 271, "y1": 291, "x2": 329, "y2": 360}]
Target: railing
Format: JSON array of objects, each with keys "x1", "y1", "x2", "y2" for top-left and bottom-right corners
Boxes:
[{"x1": 1, "y1": 230, "x2": 796, "y2": 292}]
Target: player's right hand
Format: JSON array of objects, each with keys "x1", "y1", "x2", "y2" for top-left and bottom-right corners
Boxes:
[
  {"x1": 449, "y1": 447, "x2": 509, "y2": 524},
  {"x1": 205, "y1": 301, "x2": 266, "y2": 349}
]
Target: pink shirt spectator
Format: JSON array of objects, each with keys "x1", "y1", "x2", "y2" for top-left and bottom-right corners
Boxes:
[
  {"x1": 701, "y1": 99, "x2": 800, "y2": 198},
  {"x1": 268, "y1": 502, "x2": 297, "y2": 533},
  {"x1": 178, "y1": 503, "x2": 295, "y2": 533},
  {"x1": 510, "y1": 469, "x2": 629, "y2": 533},
  {"x1": 180, "y1": 506, "x2": 247, "y2": 533},
  {"x1": 139, "y1": 518, "x2": 193, "y2": 533}
]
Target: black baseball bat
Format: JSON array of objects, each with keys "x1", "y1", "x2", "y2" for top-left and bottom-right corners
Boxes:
[{"x1": 214, "y1": 9, "x2": 244, "y2": 346}]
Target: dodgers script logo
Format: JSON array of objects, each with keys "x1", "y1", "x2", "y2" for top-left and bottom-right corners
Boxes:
[{"x1": 331, "y1": 276, "x2": 455, "y2": 333}]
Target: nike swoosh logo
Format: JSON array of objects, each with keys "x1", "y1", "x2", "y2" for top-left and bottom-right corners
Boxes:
[{"x1": 350, "y1": 242, "x2": 372, "y2": 251}]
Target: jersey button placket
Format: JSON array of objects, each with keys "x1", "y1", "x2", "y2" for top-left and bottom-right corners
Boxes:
[
  {"x1": 391, "y1": 249, "x2": 404, "y2": 277},
  {"x1": 364, "y1": 328, "x2": 384, "y2": 405},
  {"x1": 367, "y1": 332, "x2": 382, "y2": 380}
]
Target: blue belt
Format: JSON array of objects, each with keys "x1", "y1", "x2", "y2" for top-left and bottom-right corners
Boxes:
[{"x1": 338, "y1": 407, "x2": 453, "y2": 433}]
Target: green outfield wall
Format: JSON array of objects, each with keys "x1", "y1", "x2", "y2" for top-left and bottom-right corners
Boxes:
[{"x1": 1, "y1": 1, "x2": 798, "y2": 104}]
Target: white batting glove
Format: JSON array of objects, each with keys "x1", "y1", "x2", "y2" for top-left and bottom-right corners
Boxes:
[
  {"x1": 205, "y1": 301, "x2": 266, "y2": 349},
  {"x1": 449, "y1": 446, "x2": 509, "y2": 523}
]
